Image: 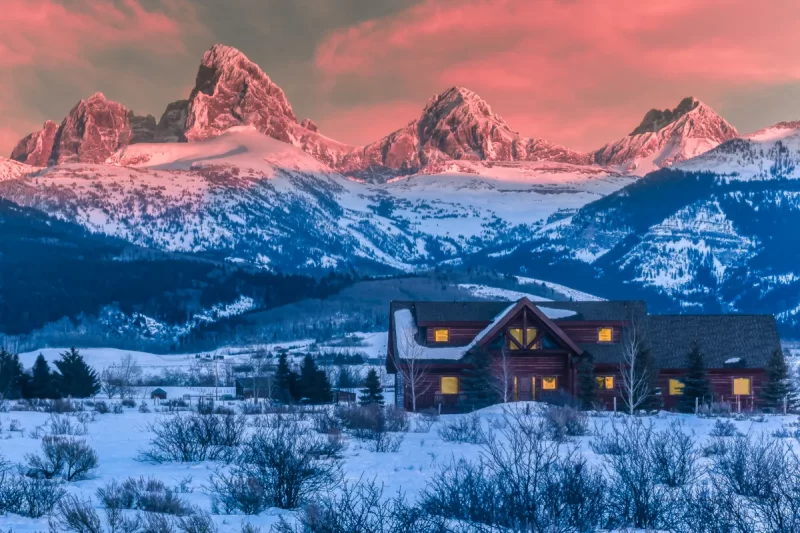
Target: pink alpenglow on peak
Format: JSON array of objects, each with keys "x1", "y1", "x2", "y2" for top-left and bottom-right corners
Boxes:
[
  {"x1": 594, "y1": 97, "x2": 739, "y2": 175},
  {"x1": 10, "y1": 120, "x2": 59, "y2": 167},
  {"x1": 183, "y1": 44, "x2": 298, "y2": 144}
]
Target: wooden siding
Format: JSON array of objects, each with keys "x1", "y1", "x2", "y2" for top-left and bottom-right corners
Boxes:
[
  {"x1": 558, "y1": 324, "x2": 621, "y2": 343},
  {"x1": 425, "y1": 326, "x2": 484, "y2": 346}
]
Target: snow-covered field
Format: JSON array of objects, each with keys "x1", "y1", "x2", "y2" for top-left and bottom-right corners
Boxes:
[{"x1": 0, "y1": 403, "x2": 796, "y2": 532}]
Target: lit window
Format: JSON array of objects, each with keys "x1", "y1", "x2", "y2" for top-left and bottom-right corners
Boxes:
[
  {"x1": 509, "y1": 328, "x2": 523, "y2": 350},
  {"x1": 434, "y1": 329, "x2": 449, "y2": 342},
  {"x1": 598, "y1": 328, "x2": 613, "y2": 342},
  {"x1": 526, "y1": 327, "x2": 539, "y2": 349},
  {"x1": 669, "y1": 379, "x2": 685, "y2": 396},
  {"x1": 733, "y1": 377, "x2": 751, "y2": 396},
  {"x1": 596, "y1": 376, "x2": 615, "y2": 390},
  {"x1": 441, "y1": 377, "x2": 459, "y2": 395},
  {"x1": 542, "y1": 377, "x2": 557, "y2": 390}
]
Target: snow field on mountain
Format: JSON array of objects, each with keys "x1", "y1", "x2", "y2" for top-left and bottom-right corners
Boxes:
[
  {"x1": 515, "y1": 276, "x2": 605, "y2": 301},
  {"x1": 0, "y1": 403, "x2": 796, "y2": 532}
]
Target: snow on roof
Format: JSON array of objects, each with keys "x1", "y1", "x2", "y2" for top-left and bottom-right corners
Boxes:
[
  {"x1": 395, "y1": 303, "x2": 515, "y2": 361},
  {"x1": 538, "y1": 307, "x2": 578, "y2": 319},
  {"x1": 725, "y1": 357, "x2": 742, "y2": 364}
]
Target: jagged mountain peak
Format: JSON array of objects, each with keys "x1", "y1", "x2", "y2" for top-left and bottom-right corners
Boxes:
[
  {"x1": 419, "y1": 86, "x2": 516, "y2": 135},
  {"x1": 595, "y1": 97, "x2": 738, "y2": 174},
  {"x1": 184, "y1": 43, "x2": 297, "y2": 143},
  {"x1": 630, "y1": 96, "x2": 702, "y2": 135}
]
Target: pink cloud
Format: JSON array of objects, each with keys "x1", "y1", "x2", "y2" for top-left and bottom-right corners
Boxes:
[
  {"x1": 0, "y1": 0, "x2": 192, "y2": 69},
  {"x1": 313, "y1": 0, "x2": 800, "y2": 150}
]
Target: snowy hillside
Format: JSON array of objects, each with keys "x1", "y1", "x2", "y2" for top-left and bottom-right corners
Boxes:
[
  {"x1": 0, "y1": 128, "x2": 633, "y2": 273},
  {"x1": 595, "y1": 97, "x2": 739, "y2": 175}
]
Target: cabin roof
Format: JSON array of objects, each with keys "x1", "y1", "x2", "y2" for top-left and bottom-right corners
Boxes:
[
  {"x1": 401, "y1": 300, "x2": 646, "y2": 323},
  {"x1": 646, "y1": 314, "x2": 780, "y2": 369}
]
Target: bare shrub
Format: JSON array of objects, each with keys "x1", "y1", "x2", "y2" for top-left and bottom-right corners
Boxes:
[
  {"x1": 48, "y1": 495, "x2": 103, "y2": 533},
  {"x1": 238, "y1": 402, "x2": 263, "y2": 416},
  {"x1": 47, "y1": 414, "x2": 88, "y2": 436},
  {"x1": 121, "y1": 398, "x2": 137, "y2": 408},
  {"x1": 26, "y1": 436, "x2": 99, "y2": 481},
  {"x1": 273, "y1": 478, "x2": 449, "y2": 533},
  {"x1": 650, "y1": 421, "x2": 703, "y2": 487},
  {"x1": 437, "y1": 413, "x2": 484, "y2": 444},
  {"x1": 423, "y1": 409, "x2": 607, "y2": 531},
  {"x1": 711, "y1": 432, "x2": 792, "y2": 498},
  {"x1": 0, "y1": 462, "x2": 65, "y2": 518},
  {"x1": 176, "y1": 512, "x2": 218, "y2": 533},
  {"x1": 311, "y1": 409, "x2": 344, "y2": 436},
  {"x1": 413, "y1": 408, "x2": 439, "y2": 433},
  {"x1": 594, "y1": 418, "x2": 677, "y2": 531},
  {"x1": 209, "y1": 423, "x2": 343, "y2": 513},
  {"x1": 139, "y1": 402, "x2": 151, "y2": 413},
  {"x1": 140, "y1": 413, "x2": 246, "y2": 463},
  {"x1": 97, "y1": 476, "x2": 193, "y2": 516},
  {"x1": 94, "y1": 400, "x2": 110, "y2": 414},
  {"x1": 383, "y1": 405, "x2": 410, "y2": 433},
  {"x1": 709, "y1": 418, "x2": 740, "y2": 437},
  {"x1": 542, "y1": 405, "x2": 589, "y2": 441}
]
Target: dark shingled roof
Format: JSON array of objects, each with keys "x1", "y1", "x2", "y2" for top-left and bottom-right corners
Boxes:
[
  {"x1": 400, "y1": 300, "x2": 646, "y2": 323},
  {"x1": 389, "y1": 300, "x2": 781, "y2": 370},
  {"x1": 646, "y1": 315, "x2": 781, "y2": 369}
]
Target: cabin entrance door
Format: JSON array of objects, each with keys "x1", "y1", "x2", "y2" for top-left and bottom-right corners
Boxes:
[{"x1": 513, "y1": 374, "x2": 534, "y2": 401}]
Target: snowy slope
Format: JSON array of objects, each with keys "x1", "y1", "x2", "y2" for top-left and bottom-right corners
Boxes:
[
  {"x1": 0, "y1": 128, "x2": 634, "y2": 272},
  {"x1": 0, "y1": 157, "x2": 33, "y2": 181},
  {"x1": 595, "y1": 97, "x2": 739, "y2": 175}
]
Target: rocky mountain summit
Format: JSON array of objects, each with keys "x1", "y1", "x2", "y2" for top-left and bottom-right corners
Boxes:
[
  {"x1": 7, "y1": 44, "x2": 742, "y2": 181},
  {"x1": 593, "y1": 97, "x2": 739, "y2": 174}
]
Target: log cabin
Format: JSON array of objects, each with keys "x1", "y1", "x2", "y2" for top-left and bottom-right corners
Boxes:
[{"x1": 386, "y1": 298, "x2": 781, "y2": 413}]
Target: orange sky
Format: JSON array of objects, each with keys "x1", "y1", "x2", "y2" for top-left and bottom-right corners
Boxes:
[{"x1": 2, "y1": 0, "x2": 800, "y2": 156}]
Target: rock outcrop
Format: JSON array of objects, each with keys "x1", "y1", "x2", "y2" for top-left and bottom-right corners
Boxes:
[
  {"x1": 10, "y1": 120, "x2": 59, "y2": 167},
  {"x1": 183, "y1": 44, "x2": 297, "y2": 143},
  {"x1": 154, "y1": 99, "x2": 189, "y2": 142},
  {"x1": 594, "y1": 97, "x2": 739, "y2": 174}
]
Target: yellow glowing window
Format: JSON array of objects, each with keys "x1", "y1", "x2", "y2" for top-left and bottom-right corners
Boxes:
[
  {"x1": 434, "y1": 329, "x2": 449, "y2": 343},
  {"x1": 542, "y1": 377, "x2": 557, "y2": 390},
  {"x1": 669, "y1": 379, "x2": 685, "y2": 396},
  {"x1": 733, "y1": 377, "x2": 751, "y2": 396},
  {"x1": 509, "y1": 328, "x2": 523, "y2": 350},
  {"x1": 526, "y1": 327, "x2": 538, "y2": 348},
  {"x1": 596, "y1": 376, "x2": 615, "y2": 390},
  {"x1": 441, "y1": 377, "x2": 459, "y2": 395},
  {"x1": 598, "y1": 328, "x2": 613, "y2": 343}
]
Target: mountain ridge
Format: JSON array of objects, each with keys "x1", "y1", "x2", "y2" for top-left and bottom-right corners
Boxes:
[{"x1": 8, "y1": 44, "x2": 743, "y2": 181}]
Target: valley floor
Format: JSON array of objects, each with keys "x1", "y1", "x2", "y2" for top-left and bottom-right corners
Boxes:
[{"x1": 0, "y1": 401, "x2": 797, "y2": 532}]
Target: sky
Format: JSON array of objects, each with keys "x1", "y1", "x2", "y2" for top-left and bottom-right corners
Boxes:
[{"x1": 2, "y1": 0, "x2": 800, "y2": 158}]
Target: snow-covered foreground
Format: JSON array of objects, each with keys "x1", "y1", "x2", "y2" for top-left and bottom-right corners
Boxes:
[{"x1": 0, "y1": 402, "x2": 797, "y2": 532}]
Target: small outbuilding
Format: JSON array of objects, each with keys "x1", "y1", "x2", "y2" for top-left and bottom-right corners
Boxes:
[{"x1": 150, "y1": 388, "x2": 168, "y2": 400}]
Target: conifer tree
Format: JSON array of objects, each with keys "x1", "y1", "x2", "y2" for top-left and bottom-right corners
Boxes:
[
  {"x1": 460, "y1": 350, "x2": 497, "y2": 411},
  {"x1": 298, "y1": 354, "x2": 332, "y2": 404},
  {"x1": 53, "y1": 347, "x2": 100, "y2": 398},
  {"x1": 762, "y1": 349, "x2": 797, "y2": 410},
  {"x1": 0, "y1": 348, "x2": 24, "y2": 400},
  {"x1": 359, "y1": 369, "x2": 384, "y2": 406},
  {"x1": 576, "y1": 353, "x2": 598, "y2": 410},
  {"x1": 275, "y1": 352, "x2": 299, "y2": 403},
  {"x1": 678, "y1": 342, "x2": 711, "y2": 413},
  {"x1": 24, "y1": 354, "x2": 60, "y2": 399}
]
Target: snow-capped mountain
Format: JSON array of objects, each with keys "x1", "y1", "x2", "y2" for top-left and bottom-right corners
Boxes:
[
  {"x1": 594, "y1": 97, "x2": 739, "y2": 175},
  {"x1": 0, "y1": 157, "x2": 33, "y2": 181},
  {"x1": 0, "y1": 127, "x2": 631, "y2": 273},
  {"x1": 478, "y1": 122, "x2": 800, "y2": 333},
  {"x1": 339, "y1": 87, "x2": 592, "y2": 182}
]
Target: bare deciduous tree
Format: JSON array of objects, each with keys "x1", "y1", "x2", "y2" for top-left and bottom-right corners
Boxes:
[
  {"x1": 101, "y1": 354, "x2": 141, "y2": 399},
  {"x1": 396, "y1": 329, "x2": 430, "y2": 412},
  {"x1": 492, "y1": 346, "x2": 513, "y2": 403},
  {"x1": 619, "y1": 316, "x2": 651, "y2": 415}
]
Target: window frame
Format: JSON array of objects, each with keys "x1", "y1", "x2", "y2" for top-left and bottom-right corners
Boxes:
[
  {"x1": 669, "y1": 378, "x2": 685, "y2": 396},
  {"x1": 596, "y1": 376, "x2": 615, "y2": 390},
  {"x1": 440, "y1": 376, "x2": 459, "y2": 395},
  {"x1": 732, "y1": 377, "x2": 752, "y2": 396},
  {"x1": 433, "y1": 328, "x2": 450, "y2": 343},
  {"x1": 597, "y1": 327, "x2": 613, "y2": 343}
]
